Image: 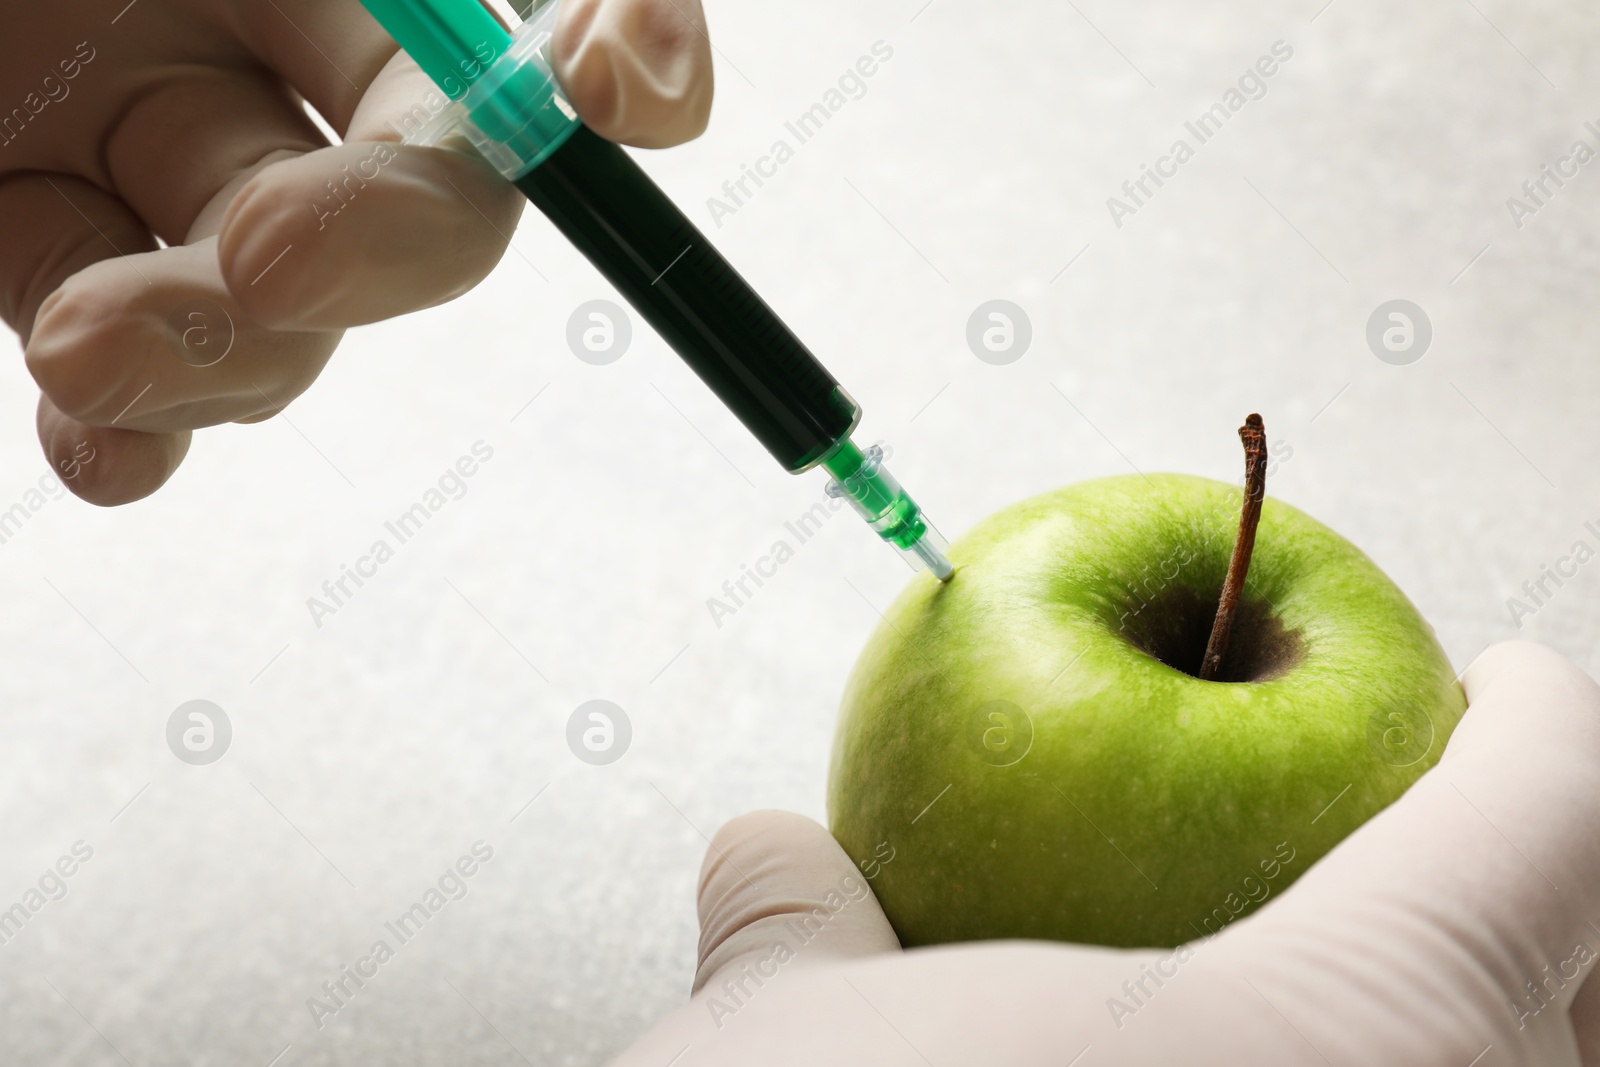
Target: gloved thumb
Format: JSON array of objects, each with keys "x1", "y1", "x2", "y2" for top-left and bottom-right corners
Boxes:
[
  {"x1": 554, "y1": 0, "x2": 715, "y2": 148},
  {"x1": 694, "y1": 811, "x2": 901, "y2": 997}
]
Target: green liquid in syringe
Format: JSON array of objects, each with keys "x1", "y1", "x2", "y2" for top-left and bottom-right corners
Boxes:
[{"x1": 515, "y1": 125, "x2": 860, "y2": 473}]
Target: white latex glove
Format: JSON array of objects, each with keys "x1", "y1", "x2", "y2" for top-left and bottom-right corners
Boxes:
[
  {"x1": 4, "y1": 0, "x2": 711, "y2": 504},
  {"x1": 613, "y1": 642, "x2": 1600, "y2": 1065}
]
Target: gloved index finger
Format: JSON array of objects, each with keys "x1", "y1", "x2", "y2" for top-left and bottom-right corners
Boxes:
[{"x1": 218, "y1": 43, "x2": 527, "y2": 330}]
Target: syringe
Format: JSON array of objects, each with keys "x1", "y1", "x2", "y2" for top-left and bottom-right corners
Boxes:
[{"x1": 357, "y1": 0, "x2": 954, "y2": 581}]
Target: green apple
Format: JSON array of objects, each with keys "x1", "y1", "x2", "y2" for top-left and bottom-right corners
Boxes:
[{"x1": 827, "y1": 473, "x2": 1465, "y2": 949}]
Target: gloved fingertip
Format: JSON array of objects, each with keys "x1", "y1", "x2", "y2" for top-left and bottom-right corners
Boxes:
[
  {"x1": 37, "y1": 399, "x2": 190, "y2": 507},
  {"x1": 553, "y1": 0, "x2": 714, "y2": 148}
]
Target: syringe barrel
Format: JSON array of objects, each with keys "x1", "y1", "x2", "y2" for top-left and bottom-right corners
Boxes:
[{"x1": 516, "y1": 126, "x2": 861, "y2": 472}]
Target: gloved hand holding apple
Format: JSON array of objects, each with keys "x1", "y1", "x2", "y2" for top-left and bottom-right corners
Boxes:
[
  {"x1": 612, "y1": 637, "x2": 1600, "y2": 1066},
  {"x1": 609, "y1": 415, "x2": 1600, "y2": 1065}
]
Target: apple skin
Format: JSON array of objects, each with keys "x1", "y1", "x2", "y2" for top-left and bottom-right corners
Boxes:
[{"x1": 827, "y1": 474, "x2": 1466, "y2": 949}]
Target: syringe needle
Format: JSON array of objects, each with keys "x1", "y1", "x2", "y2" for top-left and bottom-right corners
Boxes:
[
  {"x1": 911, "y1": 533, "x2": 955, "y2": 581},
  {"x1": 825, "y1": 440, "x2": 954, "y2": 581}
]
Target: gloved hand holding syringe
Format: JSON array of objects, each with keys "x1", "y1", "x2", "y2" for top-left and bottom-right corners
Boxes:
[{"x1": 360, "y1": 0, "x2": 955, "y2": 580}]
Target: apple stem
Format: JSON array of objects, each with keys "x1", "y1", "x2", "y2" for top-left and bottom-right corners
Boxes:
[{"x1": 1198, "y1": 414, "x2": 1268, "y2": 682}]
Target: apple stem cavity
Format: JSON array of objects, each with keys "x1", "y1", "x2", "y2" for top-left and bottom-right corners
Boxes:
[{"x1": 1198, "y1": 414, "x2": 1268, "y2": 682}]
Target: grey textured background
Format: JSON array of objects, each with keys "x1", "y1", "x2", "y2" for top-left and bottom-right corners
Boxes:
[{"x1": 0, "y1": 0, "x2": 1597, "y2": 1063}]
